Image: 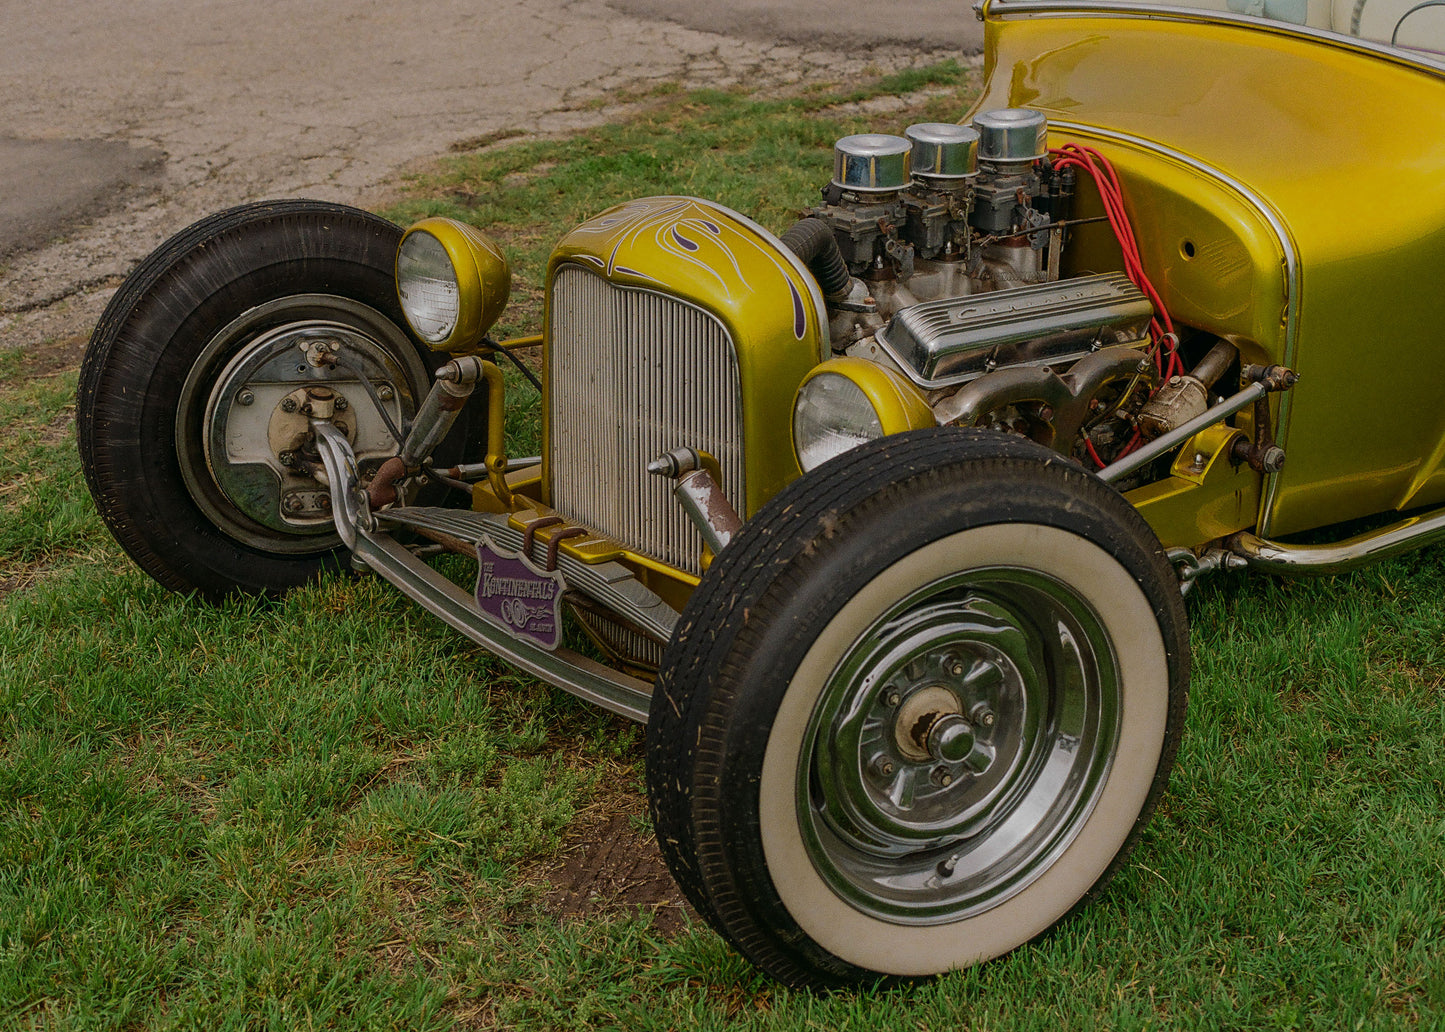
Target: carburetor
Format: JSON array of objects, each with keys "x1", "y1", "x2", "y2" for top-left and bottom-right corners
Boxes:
[{"x1": 806, "y1": 108, "x2": 1075, "y2": 295}]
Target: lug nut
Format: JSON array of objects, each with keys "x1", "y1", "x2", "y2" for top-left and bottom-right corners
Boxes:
[
  {"x1": 980, "y1": 710, "x2": 996, "y2": 728},
  {"x1": 869, "y1": 755, "x2": 895, "y2": 779},
  {"x1": 931, "y1": 766, "x2": 954, "y2": 788},
  {"x1": 882, "y1": 688, "x2": 902, "y2": 708}
]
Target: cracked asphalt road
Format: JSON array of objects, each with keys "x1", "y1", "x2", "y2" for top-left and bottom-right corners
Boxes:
[{"x1": 0, "y1": 0, "x2": 980, "y2": 352}]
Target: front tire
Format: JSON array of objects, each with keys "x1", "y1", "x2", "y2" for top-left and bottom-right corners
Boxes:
[
  {"x1": 78, "y1": 200, "x2": 449, "y2": 599},
  {"x1": 646, "y1": 428, "x2": 1189, "y2": 988}
]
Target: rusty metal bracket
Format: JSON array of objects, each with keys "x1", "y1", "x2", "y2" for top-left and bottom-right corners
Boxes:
[
  {"x1": 546, "y1": 527, "x2": 588, "y2": 572},
  {"x1": 521, "y1": 515, "x2": 564, "y2": 562},
  {"x1": 1231, "y1": 364, "x2": 1299, "y2": 474}
]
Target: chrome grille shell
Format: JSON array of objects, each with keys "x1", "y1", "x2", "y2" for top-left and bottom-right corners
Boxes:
[{"x1": 546, "y1": 264, "x2": 744, "y2": 576}]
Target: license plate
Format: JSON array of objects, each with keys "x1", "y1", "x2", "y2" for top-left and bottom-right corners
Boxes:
[{"x1": 474, "y1": 535, "x2": 565, "y2": 651}]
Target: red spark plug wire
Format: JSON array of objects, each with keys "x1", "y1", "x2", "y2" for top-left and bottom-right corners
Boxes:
[
  {"x1": 1047, "y1": 143, "x2": 1183, "y2": 466},
  {"x1": 1048, "y1": 143, "x2": 1183, "y2": 381}
]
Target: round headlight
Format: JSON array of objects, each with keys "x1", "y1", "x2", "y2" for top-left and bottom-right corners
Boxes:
[
  {"x1": 396, "y1": 218, "x2": 511, "y2": 351},
  {"x1": 397, "y1": 230, "x2": 460, "y2": 345},
  {"x1": 793, "y1": 372, "x2": 885, "y2": 472}
]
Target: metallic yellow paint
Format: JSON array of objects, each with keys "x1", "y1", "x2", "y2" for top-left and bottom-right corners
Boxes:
[
  {"x1": 397, "y1": 217, "x2": 512, "y2": 352},
  {"x1": 1125, "y1": 425, "x2": 1260, "y2": 548},
  {"x1": 478, "y1": 360, "x2": 513, "y2": 507},
  {"x1": 494, "y1": 333, "x2": 543, "y2": 351},
  {"x1": 542, "y1": 196, "x2": 828, "y2": 516},
  {"x1": 979, "y1": 4, "x2": 1445, "y2": 536},
  {"x1": 470, "y1": 476, "x2": 702, "y2": 602},
  {"x1": 794, "y1": 358, "x2": 936, "y2": 463}
]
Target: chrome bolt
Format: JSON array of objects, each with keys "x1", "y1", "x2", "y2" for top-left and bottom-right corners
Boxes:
[
  {"x1": 869, "y1": 755, "x2": 895, "y2": 779},
  {"x1": 882, "y1": 688, "x2": 902, "y2": 708},
  {"x1": 980, "y1": 710, "x2": 996, "y2": 728},
  {"x1": 931, "y1": 766, "x2": 954, "y2": 788},
  {"x1": 236, "y1": 389, "x2": 255, "y2": 406},
  {"x1": 279, "y1": 451, "x2": 295, "y2": 467},
  {"x1": 281, "y1": 397, "x2": 299, "y2": 413},
  {"x1": 377, "y1": 384, "x2": 395, "y2": 401},
  {"x1": 950, "y1": 661, "x2": 965, "y2": 677},
  {"x1": 334, "y1": 395, "x2": 349, "y2": 411},
  {"x1": 1192, "y1": 452, "x2": 1207, "y2": 467}
]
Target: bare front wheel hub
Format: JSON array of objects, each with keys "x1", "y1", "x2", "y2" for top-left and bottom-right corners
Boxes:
[{"x1": 175, "y1": 295, "x2": 422, "y2": 553}]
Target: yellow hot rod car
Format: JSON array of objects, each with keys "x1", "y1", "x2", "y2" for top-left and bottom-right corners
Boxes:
[{"x1": 77, "y1": 0, "x2": 1445, "y2": 988}]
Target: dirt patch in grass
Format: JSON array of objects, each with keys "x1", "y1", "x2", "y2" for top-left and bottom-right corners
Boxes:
[
  {"x1": 0, "y1": 559, "x2": 50, "y2": 599},
  {"x1": 10, "y1": 331, "x2": 88, "y2": 381},
  {"x1": 531, "y1": 788, "x2": 694, "y2": 935},
  {"x1": 39, "y1": 407, "x2": 74, "y2": 445}
]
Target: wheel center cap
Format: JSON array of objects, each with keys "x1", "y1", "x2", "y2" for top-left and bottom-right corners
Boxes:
[{"x1": 926, "y1": 714, "x2": 975, "y2": 764}]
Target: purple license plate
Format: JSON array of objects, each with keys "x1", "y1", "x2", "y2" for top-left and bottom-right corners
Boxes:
[{"x1": 474, "y1": 535, "x2": 565, "y2": 651}]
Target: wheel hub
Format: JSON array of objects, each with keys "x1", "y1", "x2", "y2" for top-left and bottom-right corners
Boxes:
[
  {"x1": 799, "y1": 569, "x2": 1120, "y2": 924},
  {"x1": 175, "y1": 295, "x2": 423, "y2": 553}
]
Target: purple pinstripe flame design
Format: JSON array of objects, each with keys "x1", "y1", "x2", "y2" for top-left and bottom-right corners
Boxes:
[
  {"x1": 789, "y1": 280, "x2": 806, "y2": 339},
  {"x1": 671, "y1": 227, "x2": 699, "y2": 252}
]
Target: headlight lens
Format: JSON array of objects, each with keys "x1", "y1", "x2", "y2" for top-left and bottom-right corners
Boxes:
[
  {"x1": 794, "y1": 372, "x2": 885, "y2": 472},
  {"x1": 396, "y1": 231, "x2": 460, "y2": 344}
]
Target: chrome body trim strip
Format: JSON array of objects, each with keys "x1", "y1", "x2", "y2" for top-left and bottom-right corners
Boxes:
[
  {"x1": 1227, "y1": 506, "x2": 1445, "y2": 575},
  {"x1": 983, "y1": 0, "x2": 1445, "y2": 75}
]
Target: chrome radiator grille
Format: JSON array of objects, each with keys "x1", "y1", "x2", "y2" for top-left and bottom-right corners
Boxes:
[{"x1": 547, "y1": 264, "x2": 743, "y2": 576}]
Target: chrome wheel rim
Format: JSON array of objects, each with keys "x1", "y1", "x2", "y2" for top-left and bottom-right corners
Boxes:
[
  {"x1": 175, "y1": 294, "x2": 424, "y2": 553},
  {"x1": 798, "y1": 566, "x2": 1121, "y2": 924}
]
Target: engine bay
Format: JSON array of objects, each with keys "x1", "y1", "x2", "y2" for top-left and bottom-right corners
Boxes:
[{"x1": 790, "y1": 108, "x2": 1241, "y2": 477}]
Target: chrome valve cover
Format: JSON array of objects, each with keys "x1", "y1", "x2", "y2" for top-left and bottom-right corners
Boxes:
[{"x1": 876, "y1": 273, "x2": 1153, "y2": 387}]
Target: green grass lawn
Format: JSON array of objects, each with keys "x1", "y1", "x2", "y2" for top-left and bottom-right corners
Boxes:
[{"x1": 3, "y1": 66, "x2": 1444, "y2": 1030}]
